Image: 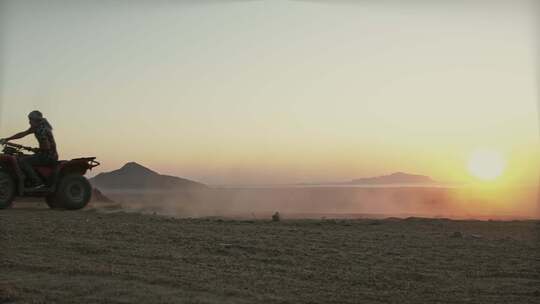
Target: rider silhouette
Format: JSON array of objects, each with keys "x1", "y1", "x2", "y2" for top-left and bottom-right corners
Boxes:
[{"x1": 0, "y1": 111, "x2": 58, "y2": 189}]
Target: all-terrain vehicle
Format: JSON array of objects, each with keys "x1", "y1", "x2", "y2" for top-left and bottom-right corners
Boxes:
[{"x1": 0, "y1": 142, "x2": 100, "y2": 210}]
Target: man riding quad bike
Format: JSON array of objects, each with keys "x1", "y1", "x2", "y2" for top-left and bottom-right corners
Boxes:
[{"x1": 0, "y1": 111, "x2": 99, "y2": 209}]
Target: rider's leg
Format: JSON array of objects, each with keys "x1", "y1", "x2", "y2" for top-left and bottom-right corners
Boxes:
[{"x1": 19, "y1": 154, "x2": 47, "y2": 187}]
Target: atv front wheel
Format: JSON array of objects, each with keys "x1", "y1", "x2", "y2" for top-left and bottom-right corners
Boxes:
[
  {"x1": 0, "y1": 170, "x2": 16, "y2": 209},
  {"x1": 56, "y1": 175, "x2": 92, "y2": 210}
]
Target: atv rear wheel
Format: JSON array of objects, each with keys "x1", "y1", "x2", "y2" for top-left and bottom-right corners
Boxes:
[
  {"x1": 45, "y1": 195, "x2": 63, "y2": 209},
  {"x1": 0, "y1": 170, "x2": 16, "y2": 209},
  {"x1": 56, "y1": 175, "x2": 92, "y2": 210}
]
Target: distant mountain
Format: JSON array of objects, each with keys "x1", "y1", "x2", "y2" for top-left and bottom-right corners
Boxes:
[
  {"x1": 90, "y1": 162, "x2": 207, "y2": 190},
  {"x1": 348, "y1": 172, "x2": 436, "y2": 185}
]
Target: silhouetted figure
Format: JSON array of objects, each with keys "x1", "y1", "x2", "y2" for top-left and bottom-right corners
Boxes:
[{"x1": 0, "y1": 111, "x2": 58, "y2": 189}]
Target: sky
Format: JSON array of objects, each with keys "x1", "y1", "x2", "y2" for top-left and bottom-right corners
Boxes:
[{"x1": 0, "y1": 0, "x2": 538, "y2": 186}]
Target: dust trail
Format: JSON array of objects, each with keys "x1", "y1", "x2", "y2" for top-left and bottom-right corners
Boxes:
[{"x1": 93, "y1": 185, "x2": 539, "y2": 220}]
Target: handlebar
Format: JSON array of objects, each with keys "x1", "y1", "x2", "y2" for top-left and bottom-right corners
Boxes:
[{"x1": 2, "y1": 142, "x2": 37, "y2": 152}]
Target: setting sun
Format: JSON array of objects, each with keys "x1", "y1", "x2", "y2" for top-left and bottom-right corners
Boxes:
[{"x1": 467, "y1": 149, "x2": 506, "y2": 181}]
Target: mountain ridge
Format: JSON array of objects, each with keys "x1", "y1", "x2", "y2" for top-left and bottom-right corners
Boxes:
[
  {"x1": 299, "y1": 172, "x2": 438, "y2": 186},
  {"x1": 90, "y1": 162, "x2": 207, "y2": 190},
  {"x1": 348, "y1": 172, "x2": 436, "y2": 185}
]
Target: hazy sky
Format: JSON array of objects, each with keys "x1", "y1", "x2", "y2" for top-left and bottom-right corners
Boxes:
[{"x1": 0, "y1": 0, "x2": 538, "y2": 185}]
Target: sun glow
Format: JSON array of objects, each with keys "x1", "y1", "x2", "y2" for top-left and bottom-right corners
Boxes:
[{"x1": 467, "y1": 149, "x2": 506, "y2": 181}]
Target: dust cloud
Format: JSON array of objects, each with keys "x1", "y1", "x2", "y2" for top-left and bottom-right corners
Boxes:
[{"x1": 92, "y1": 186, "x2": 538, "y2": 220}]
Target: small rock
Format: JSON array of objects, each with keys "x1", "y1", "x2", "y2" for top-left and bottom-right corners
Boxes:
[{"x1": 470, "y1": 234, "x2": 483, "y2": 239}]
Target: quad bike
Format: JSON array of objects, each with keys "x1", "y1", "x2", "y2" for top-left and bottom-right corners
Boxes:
[{"x1": 0, "y1": 142, "x2": 100, "y2": 210}]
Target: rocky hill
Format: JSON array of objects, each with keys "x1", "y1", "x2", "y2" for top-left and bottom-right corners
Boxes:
[{"x1": 90, "y1": 162, "x2": 207, "y2": 191}]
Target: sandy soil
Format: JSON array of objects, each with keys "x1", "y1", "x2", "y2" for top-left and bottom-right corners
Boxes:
[{"x1": 1, "y1": 206, "x2": 539, "y2": 303}]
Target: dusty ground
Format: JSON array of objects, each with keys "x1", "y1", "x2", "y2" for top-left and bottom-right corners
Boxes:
[{"x1": 1, "y1": 206, "x2": 539, "y2": 303}]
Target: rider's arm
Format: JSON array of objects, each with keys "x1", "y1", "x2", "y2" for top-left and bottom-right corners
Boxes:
[{"x1": 4, "y1": 128, "x2": 33, "y2": 141}]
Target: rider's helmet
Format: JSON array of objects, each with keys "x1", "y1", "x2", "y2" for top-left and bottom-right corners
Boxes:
[{"x1": 28, "y1": 110, "x2": 43, "y2": 121}]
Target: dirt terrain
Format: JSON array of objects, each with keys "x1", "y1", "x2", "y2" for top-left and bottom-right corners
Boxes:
[{"x1": 1, "y1": 205, "x2": 539, "y2": 303}]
